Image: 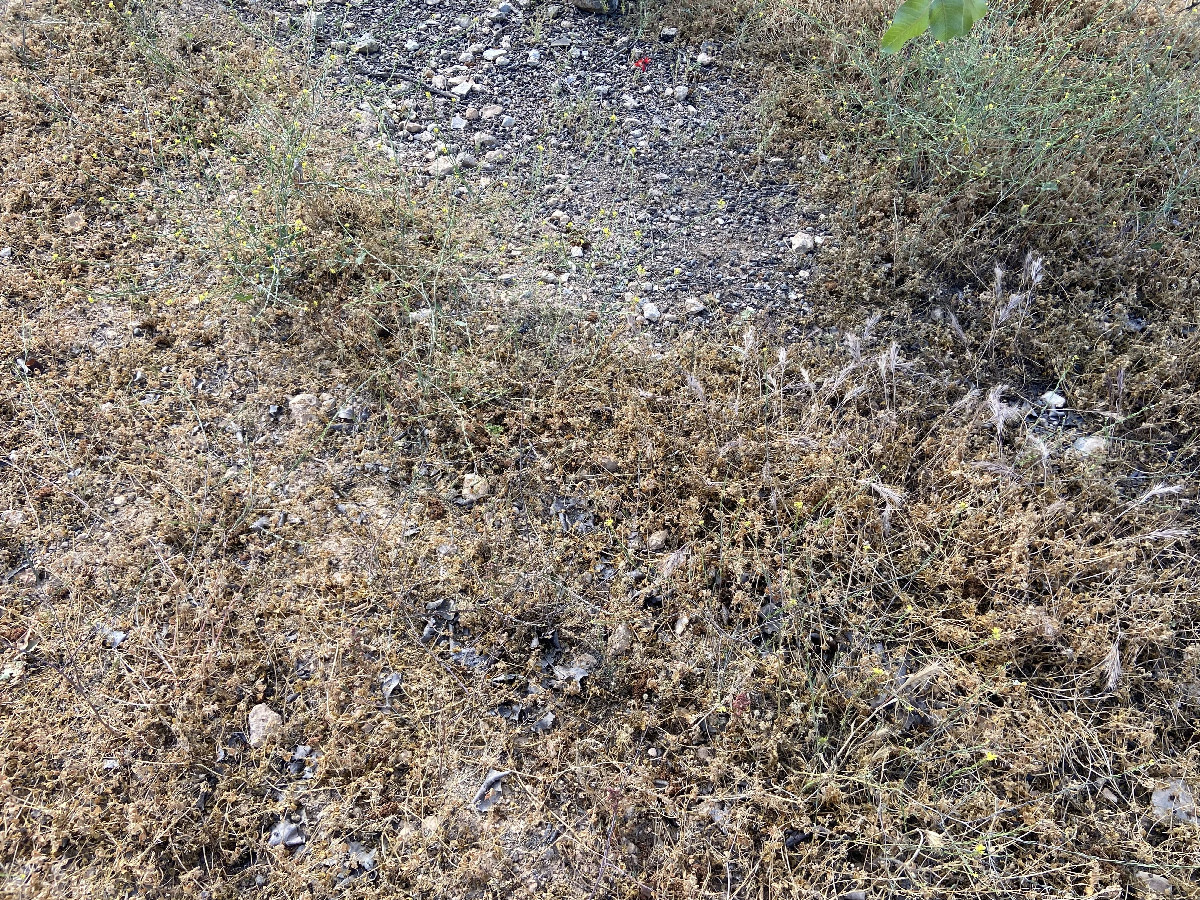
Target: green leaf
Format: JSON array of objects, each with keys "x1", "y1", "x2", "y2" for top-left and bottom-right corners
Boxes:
[
  {"x1": 881, "y1": 0, "x2": 931, "y2": 55},
  {"x1": 928, "y1": 0, "x2": 987, "y2": 42}
]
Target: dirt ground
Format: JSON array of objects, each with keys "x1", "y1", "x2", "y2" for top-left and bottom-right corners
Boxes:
[{"x1": 1, "y1": 1, "x2": 1198, "y2": 898}]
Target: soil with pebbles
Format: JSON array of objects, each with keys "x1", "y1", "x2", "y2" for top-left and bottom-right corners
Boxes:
[{"x1": 260, "y1": 0, "x2": 828, "y2": 337}]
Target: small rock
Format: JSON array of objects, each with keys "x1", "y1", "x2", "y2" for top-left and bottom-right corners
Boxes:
[
  {"x1": 1151, "y1": 779, "x2": 1197, "y2": 825},
  {"x1": 0, "y1": 247, "x2": 12, "y2": 261},
  {"x1": 481, "y1": 103, "x2": 504, "y2": 119},
  {"x1": 268, "y1": 819, "x2": 305, "y2": 848},
  {"x1": 647, "y1": 529, "x2": 670, "y2": 551},
  {"x1": 1040, "y1": 390, "x2": 1066, "y2": 409},
  {"x1": 456, "y1": 152, "x2": 478, "y2": 168},
  {"x1": 500, "y1": 115, "x2": 516, "y2": 129},
  {"x1": 641, "y1": 301, "x2": 661, "y2": 322},
  {"x1": 483, "y1": 149, "x2": 506, "y2": 164},
  {"x1": 697, "y1": 51, "x2": 714, "y2": 66},
  {"x1": 1136, "y1": 873, "x2": 1172, "y2": 896},
  {"x1": 404, "y1": 121, "x2": 425, "y2": 134},
  {"x1": 474, "y1": 132, "x2": 497, "y2": 149},
  {"x1": 351, "y1": 33, "x2": 379, "y2": 55},
  {"x1": 462, "y1": 473, "x2": 490, "y2": 501},
  {"x1": 527, "y1": 49, "x2": 541, "y2": 64},
  {"x1": 660, "y1": 27, "x2": 678, "y2": 41},
  {"x1": 450, "y1": 115, "x2": 468, "y2": 130},
  {"x1": 608, "y1": 623, "x2": 635, "y2": 656},
  {"x1": 458, "y1": 50, "x2": 475, "y2": 64},
  {"x1": 427, "y1": 156, "x2": 456, "y2": 177},
  {"x1": 482, "y1": 48, "x2": 505, "y2": 62},
  {"x1": 248, "y1": 703, "x2": 283, "y2": 748},
  {"x1": 405, "y1": 38, "x2": 420, "y2": 51},
  {"x1": 301, "y1": 9, "x2": 324, "y2": 28},
  {"x1": 1072, "y1": 435, "x2": 1108, "y2": 457},
  {"x1": 464, "y1": 106, "x2": 481, "y2": 121},
  {"x1": 672, "y1": 85, "x2": 689, "y2": 102},
  {"x1": 684, "y1": 297, "x2": 706, "y2": 315},
  {"x1": 569, "y1": 0, "x2": 612, "y2": 12},
  {"x1": 288, "y1": 393, "x2": 321, "y2": 426},
  {"x1": 451, "y1": 81, "x2": 474, "y2": 97},
  {"x1": 790, "y1": 231, "x2": 817, "y2": 252}
]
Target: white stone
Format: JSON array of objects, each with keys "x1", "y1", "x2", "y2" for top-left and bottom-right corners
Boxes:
[
  {"x1": 351, "y1": 33, "x2": 379, "y2": 55},
  {"x1": 1040, "y1": 390, "x2": 1066, "y2": 409},
  {"x1": 641, "y1": 301, "x2": 661, "y2": 323},
  {"x1": 672, "y1": 85, "x2": 689, "y2": 102},
  {"x1": 684, "y1": 297, "x2": 706, "y2": 315},
  {"x1": 462, "y1": 474, "x2": 490, "y2": 501},
  {"x1": 288, "y1": 393, "x2": 320, "y2": 426},
  {"x1": 1073, "y1": 435, "x2": 1108, "y2": 457},
  {"x1": 790, "y1": 231, "x2": 817, "y2": 252},
  {"x1": 248, "y1": 704, "x2": 283, "y2": 748},
  {"x1": 427, "y1": 156, "x2": 456, "y2": 177}
]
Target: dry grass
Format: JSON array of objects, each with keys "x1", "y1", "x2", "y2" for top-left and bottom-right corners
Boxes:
[{"x1": 1, "y1": 1, "x2": 1199, "y2": 898}]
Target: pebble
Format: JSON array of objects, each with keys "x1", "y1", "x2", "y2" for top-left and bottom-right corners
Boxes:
[
  {"x1": 1073, "y1": 435, "x2": 1108, "y2": 457},
  {"x1": 570, "y1": 0, "x2": 611, "y2": 11},
  {"x1": 332, "y1": 40, "x2": 348, "y2": 52},
  {"x1": 474, "y1": 132, "x2": 497, "y2": 149},
  {"x1": 647, "y1": 529, "x2": 670, "y2": 551},
  {"x1": 1040, "y1": 390, "x2": 1066, "y2": 409},
  {"x1": 462, "y1": 473, "x2": 490, "y2": 501},
  {"x1": 697, "y1": 51, "x2": 714, "y2": 66},
  {"x1": 405, "y1": 38, "x2": 420, "y2": 51},
  {"x1": 641, "y1": 301, "x2": 661, "y2": 322},
  {"x1": 672, "y1": 85, "x2": 689, "y2": 102},
  {"x1": 481, "y1": 103, "x2": 504, "y2": 118},
  {"x1": 527, "y1": 49, "x2": 541, "y2": 64},
  {"x1": 483, "y1": 48, "x2": 505, "y2": 62},
  {"x1": 684, "y1": 297, "x2": 707, "y2": 315},
  {"x1": 427, "y1": 156, "x2": 456, "y2": 177},
  {"x1": 450, "y1": 115, "x2": 467, "y2": 130},
  {"x1": 351, "y1": 33, "x2": 380, "y2": 55},
  {"x1": 288, "y1": 393, "x2": 320, "y2": 426},
  {"x1": 790, "y1": 231, "x2": 817, "y2": 252},
  {"x1": 501, "y1": 115, "x2": 516, "y2": 129},
  {"x1": 660, "y1": 27, "x2": 678, "y2": 41},
  {"x1": 248, "y1": 703, "x2": 283, "y2": 748},
  {"x1": 608, "y1": 623, "x2": 635, "y2": 656}
]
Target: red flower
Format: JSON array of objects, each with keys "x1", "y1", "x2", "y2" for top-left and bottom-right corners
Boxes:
[{"x1": 633, "y1": 56, "x2": 650, "y2": 72}]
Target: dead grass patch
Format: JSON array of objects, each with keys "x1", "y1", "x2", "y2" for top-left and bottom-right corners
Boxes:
[{"x1": 1, "y1": 1, "x2": 1198, "y2": 898}]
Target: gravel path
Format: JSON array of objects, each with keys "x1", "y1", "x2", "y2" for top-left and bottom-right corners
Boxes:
[{"x1": 263, "y1": 0, "x2": 829, "y2": 336}]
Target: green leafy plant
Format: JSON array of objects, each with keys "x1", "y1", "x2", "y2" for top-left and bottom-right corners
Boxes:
[{"x1": 882, "y1": 0, "x2": 987, "y2": 53}]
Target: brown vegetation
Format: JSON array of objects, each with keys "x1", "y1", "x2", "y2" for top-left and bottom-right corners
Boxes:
[{"x1": 1, "y1": 1, "x2": 1198, "y2": 898}]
